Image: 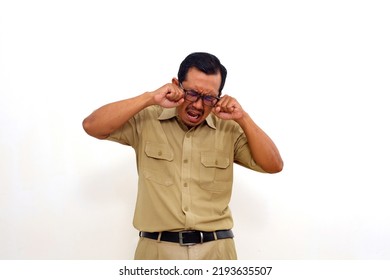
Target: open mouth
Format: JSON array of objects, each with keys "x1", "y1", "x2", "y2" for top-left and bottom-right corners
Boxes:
[{"x1": 186, "y1": 109, "x2": 202, "y2": 122}]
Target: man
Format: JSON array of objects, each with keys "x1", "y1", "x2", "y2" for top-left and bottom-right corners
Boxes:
[{"x1": 82, "y1": 52, "x2": 283, "y2": 260}]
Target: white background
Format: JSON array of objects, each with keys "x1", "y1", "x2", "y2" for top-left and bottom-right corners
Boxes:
[{"x1": 1, "y1": 0, "x2": 389, "y2": 259}]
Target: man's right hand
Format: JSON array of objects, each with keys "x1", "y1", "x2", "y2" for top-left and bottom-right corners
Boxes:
[
  {"x1": 151, "y1": 83, "x2": 185, "y2": 108},
  {"x1": 83, "y1": 83, "x2": 185, "y2": 139}
]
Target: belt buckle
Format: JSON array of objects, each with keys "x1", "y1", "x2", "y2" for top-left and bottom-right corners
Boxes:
[{"x1": 179, "y1": 231, "x2": 203, "y2": 246}]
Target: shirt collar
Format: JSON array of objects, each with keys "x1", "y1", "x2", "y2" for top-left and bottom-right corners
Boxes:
[{"x1": 158, "y1": 108, "x2": 216, "y2": 130}]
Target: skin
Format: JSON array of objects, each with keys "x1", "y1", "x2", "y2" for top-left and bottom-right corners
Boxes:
[
  {"x1": 83, "y1": 67, "x2": 283, "y2": 173},
  {"x1": 173, "y1": 68, "x2": 220, "y2": 128}
]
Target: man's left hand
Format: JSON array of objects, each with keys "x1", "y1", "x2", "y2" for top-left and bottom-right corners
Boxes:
[{"x1": 212, "y1": 95, "x2": 244, "y2": 121}]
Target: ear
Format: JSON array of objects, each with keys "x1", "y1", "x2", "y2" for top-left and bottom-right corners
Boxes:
[{"x1": 172, "y1": 77, "x2": 179, "y2": 86}]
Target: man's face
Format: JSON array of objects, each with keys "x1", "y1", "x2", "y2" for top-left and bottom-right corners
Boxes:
[{"x1": 175, "y1": 67, "x2": 221, "y2": 128}]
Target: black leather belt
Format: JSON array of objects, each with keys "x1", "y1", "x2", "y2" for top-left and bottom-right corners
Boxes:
[{"x1": 139, "y1": 229, "x2": 234, "y2": 246}]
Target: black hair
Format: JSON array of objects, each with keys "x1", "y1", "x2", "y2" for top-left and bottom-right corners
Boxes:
[{"x1": 178, "y1": 52, "x2": 227, "y2": 96}]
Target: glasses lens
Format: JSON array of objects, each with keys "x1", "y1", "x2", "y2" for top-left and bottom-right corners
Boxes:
[
  {"x1": 203, "y1": 96, "x2": 218, "y2": 106},
  {"x1": 185, "y1": 91, "x2": 200, "y2": 102},
  {"x1": 184, "y1": 89, "x2": 218, "y2": 107}
]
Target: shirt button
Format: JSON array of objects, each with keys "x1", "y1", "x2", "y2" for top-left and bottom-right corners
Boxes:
[
  {"x1": 215, "y1": 160, "x2": 219, "y2": 165},
  {"x1": 184, "y1": 183, "x2": 188, "y2": 188},
  {"x1": 183, "y1": 207, "x2": 189, "y2": 211},
  {"x1": 183, "y1": 159, "x2": 188, "y2": 163},
  {"x1": 158, "y1": 151, "x2": 162, "y2": 156}
]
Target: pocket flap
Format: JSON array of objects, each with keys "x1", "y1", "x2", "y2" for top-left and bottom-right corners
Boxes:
[
  {"x1": 145, "y1": 142, "x2": 174, "y2": 161},
  {"x1": 201, "y1": 151, "x2": 230, "y2": 168}
]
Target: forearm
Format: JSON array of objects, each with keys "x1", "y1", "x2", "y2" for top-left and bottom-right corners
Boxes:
[
  {"x1": 236, "y1": 112, "x2": 283, "y2": 173},
  {"x1": 82, "y1": 92, "x2": 153, "y2": 139}
]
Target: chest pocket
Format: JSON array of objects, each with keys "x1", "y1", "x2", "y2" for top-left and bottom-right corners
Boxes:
[
  {"x1": 200, "y1": 151, "x2": 231, "y2": 191},
  {"x1": 145, "y1": 142, "x2": 174, "y2": 161},
  {"x1": 142, "y1": 142, "x2": 174, "y2": 186}
]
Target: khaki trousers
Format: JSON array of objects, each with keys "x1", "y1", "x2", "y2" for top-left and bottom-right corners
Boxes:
[{"x1": 134, "y1": 237, "x2": 237, "y2": 260}]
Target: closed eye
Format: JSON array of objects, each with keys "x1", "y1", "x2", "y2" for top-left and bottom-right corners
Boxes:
[
  {"x1": 187, "y1": 90, "x2": 200, "y2": 97},
  {"x1": 204, "y1": 95, "x2": 217, "y2": 102}
]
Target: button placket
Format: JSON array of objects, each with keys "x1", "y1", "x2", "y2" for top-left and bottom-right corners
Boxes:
[{"x1": 181, "y1": 131, "x2": 194, "y2": 228}]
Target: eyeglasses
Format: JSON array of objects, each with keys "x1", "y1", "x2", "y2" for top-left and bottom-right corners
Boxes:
[{"x1": 180, "y1": 84, "x2": 220, "y2": 107}]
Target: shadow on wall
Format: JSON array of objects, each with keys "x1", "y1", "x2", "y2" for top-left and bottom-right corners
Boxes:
[
  {"x1": 229, "y1": 167, "x2": 272, "y2": 259},
  {"x1": 75, "y1": 144, "x2": 139, "y2": 259}
]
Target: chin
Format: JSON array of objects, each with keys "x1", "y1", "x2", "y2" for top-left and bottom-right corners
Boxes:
[
  {"x1": 184, "y1": 121, "x2": 199, "y2": 128},
  {"x1": 183, "y1": 118, "x2": 203, "y2": 128}
]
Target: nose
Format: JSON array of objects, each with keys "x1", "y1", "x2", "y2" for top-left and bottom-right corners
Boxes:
[{"x1": 192, "y1": 97, "x2": 204, "y2": 109}]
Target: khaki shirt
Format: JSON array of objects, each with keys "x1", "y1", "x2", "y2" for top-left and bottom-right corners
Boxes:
[{"x1": 108, "y1": 105, "x2": 265, "y2": 232}]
